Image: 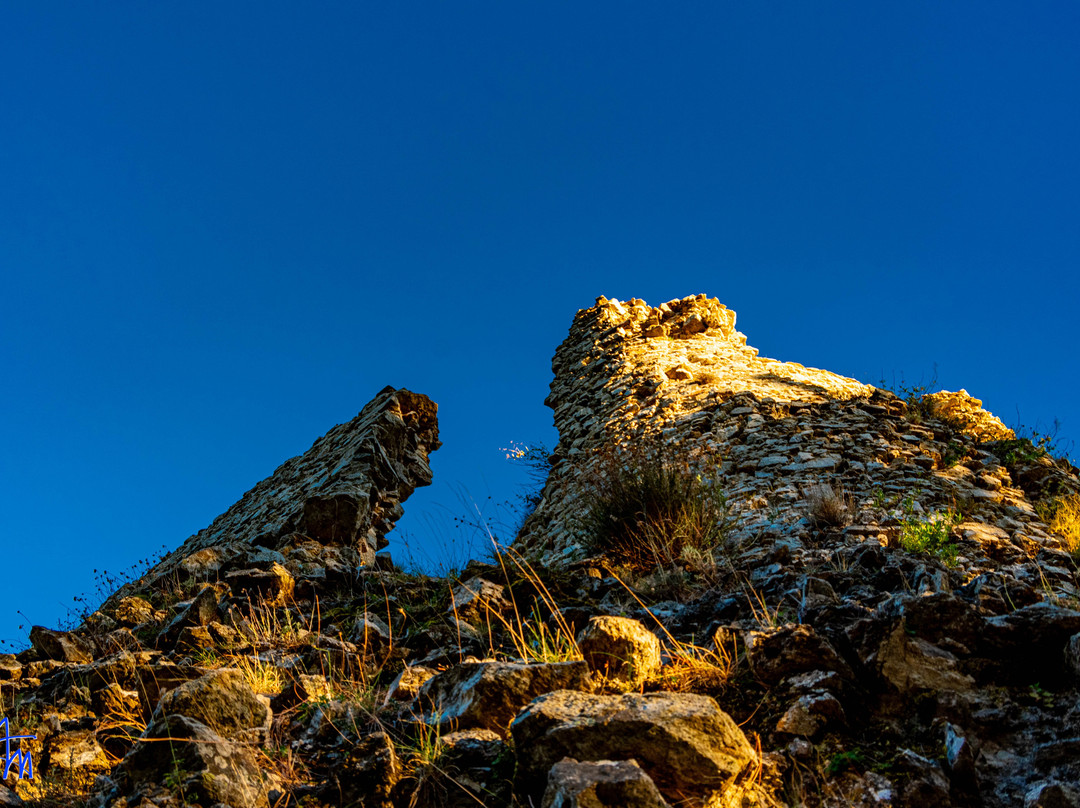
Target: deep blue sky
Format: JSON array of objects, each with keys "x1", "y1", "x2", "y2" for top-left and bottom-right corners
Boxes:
[{"x1": 3, "y1": 3, "x2": 1078, "y2": 645}]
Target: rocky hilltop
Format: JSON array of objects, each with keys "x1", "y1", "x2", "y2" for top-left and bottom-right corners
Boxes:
[{"x1": 3, "y1": 296, "x2": 1080, "y2": 808}]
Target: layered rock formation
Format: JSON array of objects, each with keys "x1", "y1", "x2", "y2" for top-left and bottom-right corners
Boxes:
[{"x1": 120, "y1": 386, "x2": 440, "y2": 595}]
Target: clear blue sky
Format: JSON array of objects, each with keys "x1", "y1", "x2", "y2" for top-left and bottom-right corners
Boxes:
[{"x1": 3, "y1": 3, "x2": 1078, "y2": 645}]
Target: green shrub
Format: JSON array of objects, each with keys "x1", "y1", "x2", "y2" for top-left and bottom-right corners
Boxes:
[
  {"x1": 899, "y1": 510, "x2": 962, "y2": 567},
  {"x1": 991, "y1": 420, "x2": 1073, "y2": 468},
  {"x1": 878, "y1": 369, "x2": 938, "y2": 423},
  {"x1": 576, "y1": 441, "x2": 730, "y2": 569}
]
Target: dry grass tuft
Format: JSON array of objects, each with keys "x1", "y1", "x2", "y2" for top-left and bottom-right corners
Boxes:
[
  {"x1": 1042, "y1": 493, "x2": 1080, "y2": 553},
  {"x1": 576, "y1": 440, "x2": 730, "y2": 570},
  {"x1": 234, "y1": 654, "x2": 285, "y2": 695},
  {"x1": 657, "y1": 639, "x2": 736, "y2": 695},
  {"x1": 604, "y1": 567, "x2": 739, "y2": 695},
  {"x1": 482, "y1": 543, "x2": 582, "y2": 664},
  {"x1": 805, "y1": 484, "x2": 851, "y2": 529}
]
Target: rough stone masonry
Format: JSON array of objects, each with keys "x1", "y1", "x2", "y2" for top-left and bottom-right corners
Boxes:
[
  {"x1": 126, "y1": 386, "x2": 440, "y2": 592},
  {"x1": 516, "y1": 294, "x2": 1072, "y2": 565}
]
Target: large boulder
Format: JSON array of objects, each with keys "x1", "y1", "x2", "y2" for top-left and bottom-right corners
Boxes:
[
  {"x1": 120, "y1": 714, "x2": 271, "y2": 808},
  {"x1": 29, "y1": 626, "x2": 92, "y2": 664},
  {"x1": 511, "y1": 690, "x2": 757, "y2": 805},
  {"x1": 416, "y1": 660, "x2": 591, "y2": 737},
  {"x1": 745, "y1": 624, "x2": 852, "y2": 685},
  {"x1": 542, "y1": 758, "x2": 671, "y2": 808},
  {"x1": 154, "y1": 668, "x2": 271, "y2": 744},
  {"x1": 577, "y1": 616, "x2": 662, "y2": 692}
]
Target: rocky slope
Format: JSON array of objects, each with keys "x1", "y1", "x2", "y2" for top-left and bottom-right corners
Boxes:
[{"x1": 2, "y1": 298, "x2": 1079, "y2": 808}]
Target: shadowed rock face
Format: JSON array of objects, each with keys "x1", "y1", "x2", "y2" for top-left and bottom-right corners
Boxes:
[{"x1": 144, "y1": 386, "x2": 440, "y2": 580}]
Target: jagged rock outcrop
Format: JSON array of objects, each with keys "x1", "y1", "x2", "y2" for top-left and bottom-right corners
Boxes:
[{"x1": 118, "y1": 386, "x2": 439, "y2": 598}]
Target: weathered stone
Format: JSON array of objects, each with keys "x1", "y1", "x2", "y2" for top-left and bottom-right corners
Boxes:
[
  {"x1": 301, "y1": 700, "x2": 368, "y2": 747},
  {"x1": 331, "y1": 731, "x2": 399, "y2": 808},
  {"x1": 224, "y1": 563, "x2": 294, "y2": 605},
  {"x1": 29, "y1": 626, "x2": 92, "y2": 664},
  {"x1": 135, "y1": 662, "x2": 206, "y2": 713},
  {"x1": 121, "y1": 387, "x2": 439, "y2": 590},
  {"x1": 892, "y1": 748, "x2": 951, "y2": 807},
  {"x1": 155, "y1": 584, "x2": 222, "y2": 649},
  {"x1": 775, "y1": 692, "x2": 845, "y2": 738},
  {"x1": 923, "y1": 390, "x2": 1014, "y2": 442},
  {"x1": 516, "y1": 296, "x2": 876, "y2": 561},
  {"x1": 449, "y1": 578, "x2": 513, "y2": 624},
  {"x1": 174, "y1": 624, "x2": 214, "y2": 654},
  {"x1": 1025, "y1": 782, "x2": 1080, "y2": 808},
  {"x1": 512, "y1": 690, "x2": 756, "y2": 804},
  {"x1": 1067, "y1": 633, "x2": 1080, "y2": 680},
  {"x1": 577, "y1": 615, "x2": 662, "y2": 691},
  {"x1": 270, "y1": 673, "x2": 332, "y2": 713},
  {"x1": 180, "y1": 546, "x2": 233, "y2": 578},
  {"x1": 944, "y1": 722, "x2": 977, "y2": 790},
  {"x1": 348, "y1": 611, "x2": 392, "y2": 653},
  {"x1": 416, "y1": 660, "x2": 591, "y2": 736},
  {"x1": 44, "y1": 729, "x2": 109, "y2": 778},
  {"x1": 745, "y1": 624, "x2": 852, "y2": 685},
  {"x1": 93, "y1": 681, "x2": 141, "y2": 722},
  {"x1": 112, "y1": 597, "x2": 158, "y2": 627},
  {"x1": 981, "y1": 603, "x2": 1080, "y2": 680},
  {"x1": 121, "y1": 714, "x2": 271, "y2": 808},
  {"x1": 154, "y1": 668, "x2": 271, "y2": 744},
  {"x1": 873, "y1": 623, "x2": 975, "y2": 694},
  {"x1": 542, "y1": 758, "x2": 671, "y2": 808},
  {"x1": 822, "y1": 770, "x2": 894, "y2": 808},
  {"x1": 416, "y1": 729, "x2": 514, "y2": 808},
  {"x1": 0, "y1": 655, "x2": 21, "y2": 682},
  {"x1": 385, "y1": 665, "x2": 437, "y2": 703}
]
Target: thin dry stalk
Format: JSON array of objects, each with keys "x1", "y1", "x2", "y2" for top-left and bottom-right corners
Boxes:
[
  {"x1": 487, "y1": 542, "x2": 582, "y2": 663},
  {"x1": 605, "y1": 568, "x2": 737, "y2": 693}
]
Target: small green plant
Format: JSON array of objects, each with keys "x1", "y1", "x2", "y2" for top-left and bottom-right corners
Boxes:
[
  {"x1": 163, "y1": 761, "x2": 190, "y2": 794},
  {"x1": 826, "y1": 749, "x2": 866, "y2": 776},
  {"x1": 899, "y1": 509, "x2": 962, "y2": 567},
  {"x1": 940, "y1": 441, "x2": 965, "y2": 469},
  {"x1": 1025, "y1": 682, "x2": 1056, "y2": 710},
  {"x1": 400, "y1": 714, "x2": 446, "y2": 772},
  {"x1": 576, "y1": 440, "x2": 730, "y2": 570},
  {"x1": 518, "y1": 606, "x2": 580, "y2": 664},
  {"x1": 879, "y1": 368, "x2": 938, "y2": 423}
]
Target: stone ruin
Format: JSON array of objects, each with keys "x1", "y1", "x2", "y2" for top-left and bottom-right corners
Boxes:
[
  {"x1": 518, "y1": 294, "x2": 1075, "y2": 567},
  {"x1": 120, "y1": 385, "x2": 440, "y2": 596},
  {"x1": 5, "y1": 295, "x2": 1080, "y2": 808}
]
